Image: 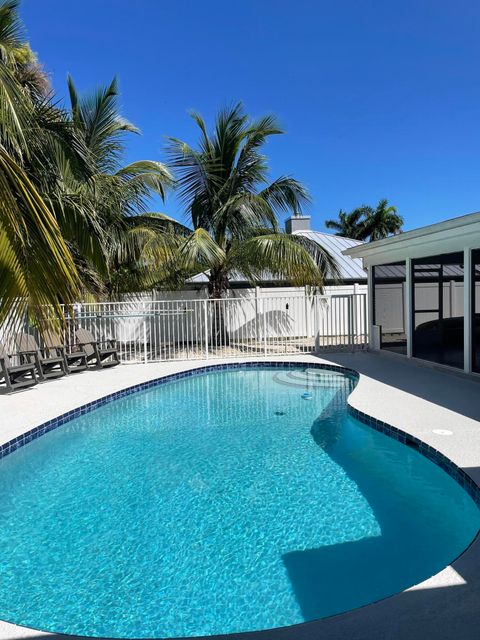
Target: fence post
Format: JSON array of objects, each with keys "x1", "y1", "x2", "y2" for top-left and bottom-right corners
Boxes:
[
  {"x1": 352, "y1": 293, "x2": 357, "y2": 348},
  {"x1": 143, "y1": 319, "x2": 148, "y2": 364},
  {"x1": 263, "y1": 297, "x2": 267, "y2": 356},
  {"x1": 203, "y1": 299, "x2": 209, "y2": 360},
  {"x1": 363, "y1": 293, "x2": 368, "y2": 346},
  {"x1": 304, "y1": 286, "x2": 310, "y2": 341},
  {"x1": 348, "y1": 295, "x2": 354, "y2": 351}
]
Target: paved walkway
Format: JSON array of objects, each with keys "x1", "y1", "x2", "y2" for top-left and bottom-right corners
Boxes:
[{"x1": 1, "y1": 351, "x2": 480, "y2": 640}]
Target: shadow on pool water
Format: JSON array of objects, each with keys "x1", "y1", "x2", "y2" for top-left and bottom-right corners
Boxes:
[{"x1": 282, "y1": 388, "x2": 480, "y2": 622}]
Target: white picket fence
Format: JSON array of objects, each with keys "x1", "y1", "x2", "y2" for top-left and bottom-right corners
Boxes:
[
  {"x1": 67, "y1": 293, "x2": 367, "y2": 363},
  {"x1": 2, "y1": 293, "x2": 368, "y2": 364}
]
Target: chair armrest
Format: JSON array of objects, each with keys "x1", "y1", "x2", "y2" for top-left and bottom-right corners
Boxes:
[
  {"x1": 17, "y1": 349, "x2": 41, "y2": 367},
  {"x1": 96, "y1": 339, "x2": 117, "y2": 348},
  {"x1": 18, "y1": 349, "x2": 38, "y2": 363}
]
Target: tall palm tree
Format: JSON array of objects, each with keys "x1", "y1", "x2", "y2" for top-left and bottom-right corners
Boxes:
[
  {"x1": 0, "y1": 0, "x2": 79, "y2": 332},
  {"x1": 60, "y1": 76, "x2": 175, "y2": 297},
  {"x1": 363, "y1": 199, "x2": 403, "y2": 241},
  {"x1": 167, "y1": 103, "x2": 338, "y2": 299},
  {"x1": 325, "y1": 200, "x2": 403, "y2": 242},
  {"x1": 325, "y1": 207, "x2": 370, "y2": 239},
  {"x1": 0, "y1": 0, "x2": 176, "y2": 335}
]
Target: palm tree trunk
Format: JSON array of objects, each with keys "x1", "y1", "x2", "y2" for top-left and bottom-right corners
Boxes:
[{"x1": 208, "y1": 272, "x2": 230, "y2": 347}]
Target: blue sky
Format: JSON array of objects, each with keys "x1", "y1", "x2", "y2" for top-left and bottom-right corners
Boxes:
[{"x1": 21, "y1": 0, "x2": 480, "y2": 232}]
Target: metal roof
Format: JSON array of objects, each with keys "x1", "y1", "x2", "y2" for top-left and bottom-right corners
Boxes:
[
  {"x1": 293, "y1": 230, "x2": 367, "y2": 281},
  {"x1": 187, "y1": 230, "x2": 367, "y2": 285},
  {"x1": 374, "y1": 261, "x2": 464, "y2": 280}
]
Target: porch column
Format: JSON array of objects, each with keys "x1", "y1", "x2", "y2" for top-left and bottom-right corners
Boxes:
[
  {"x1": 367, "y1": 265, "x2": 374, "y2": 348},
  {"x1": 464, "y1": 248, "x2": 472, "y2": 373},
  {"x1": 405, "y1": 257, "x2": 413, "y2": 357}
]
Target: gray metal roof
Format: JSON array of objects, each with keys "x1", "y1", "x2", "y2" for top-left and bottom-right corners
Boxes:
[
  {"x1": 187, "y1": 230, "x2": 367, "y2": 285},
  {"x1": 293, "y1": 230, "x2": 367, "y2": 281},
  {"x1": 374, "y1": 261, "x2": 464, "y2": 280}
]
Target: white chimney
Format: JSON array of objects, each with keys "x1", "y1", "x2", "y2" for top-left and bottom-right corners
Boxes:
[{"x1": 285, "y1": 215, "x2": 311, "y2": 234}]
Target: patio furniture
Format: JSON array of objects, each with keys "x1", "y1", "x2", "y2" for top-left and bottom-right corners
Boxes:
[
  {"x1": 44, "y1": 331, "x2": 88, "y2": 373},
  {"x1": 16, "y1": 333, "x2": 67, "y2": 381},
  {"x1": 0, "y1": 343, "x2": 38, "y2": 392},
  {"x1": 75, "y1": 328, "x2": 120, "y2": 368}
]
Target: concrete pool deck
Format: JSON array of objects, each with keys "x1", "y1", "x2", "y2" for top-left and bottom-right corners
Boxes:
[{"x1": 1, "y1": 351, "x2": 480, "y2": 640}]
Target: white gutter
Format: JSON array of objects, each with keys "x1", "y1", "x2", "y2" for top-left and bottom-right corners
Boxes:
[
  {"x1": 343, "y1": 210, "x2": 480, "y2": 258},
  {"x1": 342, "y1": 211, "x2": 480, "y2": 266}
]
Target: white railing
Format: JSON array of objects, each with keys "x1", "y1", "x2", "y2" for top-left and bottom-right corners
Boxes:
[{"x1": 3, "y1": 293, "x2": 368, "y2": 364}]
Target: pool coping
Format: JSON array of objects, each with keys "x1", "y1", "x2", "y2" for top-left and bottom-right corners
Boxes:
[{"x1": 1, "y1": 355, "x2": 480, "y2": 640}]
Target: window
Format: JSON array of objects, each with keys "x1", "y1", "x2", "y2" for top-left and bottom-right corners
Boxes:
[
  {"x1": 412, "y1": 252, "x2": 464, "y2": 369},
  {"x1": 373, "y1": 262, "x2": 407, "y2": 354}
]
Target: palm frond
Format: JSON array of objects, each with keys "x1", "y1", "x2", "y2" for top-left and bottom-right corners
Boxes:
[
  {"x1": 290, "y1": 233, "x2": 341, "y2": 282},
  {"x1": 259, "y1": 176, "x2": 311, "y2": 216},
  {"x1": 68, "y1": 75, "x2": 138, "y2": 172},
  {"x1": 211, "y1": 192, "x2": 278, "y2": 239},
  {"x1": 0, "y1": 0, "x2": 23, "y2": 64},
  {"x1": 175, "y1": 228, "x2": 225, "y2": 273},
  {"x1": 115, "y1": 160, "x2": 174, "y2": 201},
  {"x1": 230, "y1": 233, "x2": 326, "y2": 288},
  {"x1": 0, "y1": 147, "x2": 79, "y2": 330},
  {"x1": 0, "y1": 60, "x2": 29, "y2": 156}
]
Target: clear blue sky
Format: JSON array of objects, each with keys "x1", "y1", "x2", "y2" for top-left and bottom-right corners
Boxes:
[{"x1": 21, "y1": 0, "x2": 480, "y2": 232}]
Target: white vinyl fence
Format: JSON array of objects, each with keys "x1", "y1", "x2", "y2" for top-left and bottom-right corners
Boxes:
[{"x1": 4, "y1": 293, "x2": 368, "y2": 364}]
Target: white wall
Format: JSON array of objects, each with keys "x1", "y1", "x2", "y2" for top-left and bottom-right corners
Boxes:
[
  {"x1": 72, "y1": 286, "x2": 368, "y2": 352},
  {"x1": 375, "y1": 281, "x2": 477, "y2": 332}
]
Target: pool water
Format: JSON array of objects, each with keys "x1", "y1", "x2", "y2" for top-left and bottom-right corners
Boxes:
[{"x1": 0, "y1": 366, "x2": 478, "y2": 638}]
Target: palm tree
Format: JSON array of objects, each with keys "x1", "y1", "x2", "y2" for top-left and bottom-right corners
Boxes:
[
  {"x1": 58, "y1": 75, "x2": 175, "y2": 298},
  {"x1": 166, "y1": 103, "x2": 338, "y2": 345},
  {"x1": 325, "y1": 200, "x2": 403, "y2": 242},
  {"x1": 0, "y1": 0, "x2": 175, "y2": 335},
  {"x1": 0, "y1": 0, "x2": 79, "y2": 332},
  {"x1": 325, "y1": 207, "x2": 370, "y2": 239},
  {"x1": 363, "y1": 199, "x2": 403, "y2": 241},
  {"x1": 167, "y1": 103, "x2": 338, "y2": 299}
]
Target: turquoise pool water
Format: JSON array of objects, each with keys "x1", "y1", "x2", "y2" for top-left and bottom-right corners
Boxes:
[{"x1": 0, "y1": 366, "x2": 479, "y2": 638}]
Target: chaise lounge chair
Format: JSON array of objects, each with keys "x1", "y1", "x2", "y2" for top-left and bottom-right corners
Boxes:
[
  {"x1": 0, "y1": 343, "x2": 37, "y2": 392},
  {"x1": 16, "y1": 333, "x2": 67, "y2": 381},
  {"x1": 75, "y1": 328, "x2": 120, "y2": 368},
  {"x1": 44, "y1": 331, "x2": 88, "y2": 374}
]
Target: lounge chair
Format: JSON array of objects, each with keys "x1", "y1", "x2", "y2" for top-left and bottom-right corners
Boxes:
[
  {"x1": 44, "y1": 331, "x2": 88, "y2": 373},
  {"x1": 16, "y1": 333, "x2": 67, "y2": 381},
  {"x1": 75, "y1": 328, "x2": 120, "y2": 368},
  {"x1": 0, "y1": 343, "x2": 37, "y2": 392}
]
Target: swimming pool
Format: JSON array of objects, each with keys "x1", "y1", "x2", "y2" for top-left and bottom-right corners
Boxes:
[{"x1": 0, "y1": 364, "x2": 479, "y2": 638}]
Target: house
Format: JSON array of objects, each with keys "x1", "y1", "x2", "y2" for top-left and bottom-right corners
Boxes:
[
  {"x1": 344, "y1": 211, "x2": 480, "y2": 376},
  {"x1": 185, "y1": 215, "x2": 367, "y2": 294}
]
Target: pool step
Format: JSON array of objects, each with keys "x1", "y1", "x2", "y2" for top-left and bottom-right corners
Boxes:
[
  {"x1": 286, "y1": 370, "x2": 349, "y2": 385},
  {"x1": 272, "y1": 370, "x2": 350, "y2": 389}
]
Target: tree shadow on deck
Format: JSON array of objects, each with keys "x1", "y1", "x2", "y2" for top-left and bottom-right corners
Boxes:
[{"x1": 278, "y1": 387, "x2": 480, "y2": 640}]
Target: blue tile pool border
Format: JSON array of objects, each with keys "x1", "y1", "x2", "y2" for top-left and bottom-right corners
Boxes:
[{"x1": 4, "y1": 360, "x2": 480, "y2": 505}]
